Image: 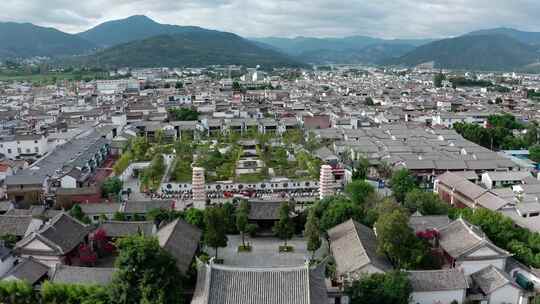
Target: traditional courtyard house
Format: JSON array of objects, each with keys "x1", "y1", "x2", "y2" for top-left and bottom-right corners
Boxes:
[
  {"x1": 481, "y1": 171, "x2": 532, "y2": 190},
  {"x1": 327, "y1": 219, "x2": 392, "y2": 283},
  {"x1": 191, "y1": 262, "x2": 328, "y2": 304},
  {"x1": 247, "y1": 200, "x2": 292, "y2": 234},
  {"x1": 469, "y1": 265, "x2": 530, "y2": 304},
  {"x1": 1, "y1": 257, "x2": 49, "y2": 286},
  {"x1": 14, "y1": 213, "x2": 93, "y2": 266},
  {"x1": 79, "y1": 203, "x2": 121, "y2": 223},
  {"x1": 408, "y1": 269, "x2": 468, "y2": 304},
  {"x1": 98, "y1": 221, "x2": 156, "y2": 239},
  {"x1": 0, "y1": 215, "x2": 43, "y2": 240},
  {"x1": 157, "y1": 218, "x2": 202, "y2": 274},
  {"x1": 50, "y1": 264, "x2": 116, "y2": 285},
  {"x1": 438, "y1": 218, "x2": 512, "y2": 276}
]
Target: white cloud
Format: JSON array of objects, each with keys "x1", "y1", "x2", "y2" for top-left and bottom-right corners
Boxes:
[{"x1": 0, "y1": 0, "x2": 539, "y2": 38}]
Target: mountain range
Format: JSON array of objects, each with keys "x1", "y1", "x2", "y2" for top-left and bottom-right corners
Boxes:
[
  {"x1": 1, "y1": 15, "x2": 540, "y2": 71},
  {"x1": 251, "y1": 36, "x2": 433, "y2": 64},
  {"x1": 386, "y1": 32, "x2": 540, "y2": 71},
  {"x1": 0, "y1": 22, "x2": 96, "y2": 58}
]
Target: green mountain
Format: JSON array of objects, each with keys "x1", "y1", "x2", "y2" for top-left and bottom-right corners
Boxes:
[
  {"x1": 295, "y1": 43, "x2": 417, "y2": 64},
  {"x1": 0, "y1": 22, "x2": 96, "y2": 58},
  {"x1": 77, "y1": 15, "x2": 213, "y2": 47},
  {"x1": 75, "y1": 31, "x2": 305, "y2": 68},
  {"x1": 385, "y1": 34, "x2": 540, "y2": 71},
  {"x1": 467, "y1": 27, "x2": 540, "y2": 45},
  {"x1": 251, "y1": 36, "x2": 432, "y2": 64}
]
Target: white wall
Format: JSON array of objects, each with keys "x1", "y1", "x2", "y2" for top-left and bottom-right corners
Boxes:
[
  {"x1": 410, "y1": 289, "x2": 465, "y2": 304},
  {"x1": 490, "y1": 284, "x2": 522, "y2": 304},
  {"x1": 0, "y1": 255, "x2": 15, "y2": 277},
  {"x1": 60, "y1": 175, "x2": 77, "y2": 189}
]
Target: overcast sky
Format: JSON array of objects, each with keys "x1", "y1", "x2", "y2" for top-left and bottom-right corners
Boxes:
[{"x1": 0, "y1": 0, "x2": 539, "y2": 38}]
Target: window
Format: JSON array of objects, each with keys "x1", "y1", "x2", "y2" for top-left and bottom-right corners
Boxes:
[
  {"x1": 34, "y1": 140, "x2": 38, "y2": 144},
  {"x1": 17, "y1": 148, "x2": 21, "y2": 153},
  {"x1": 26, "y1": 149, "x2": 30, "y2": 153},
  {"x1": 7, "y1": 149, "x2": 11, "y2": 154},
  {"x1": 35, "y1": 147, "x2": 39, "y2": 153}
]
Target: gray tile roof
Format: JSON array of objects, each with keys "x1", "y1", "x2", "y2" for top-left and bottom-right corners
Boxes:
[
  {"x1": 51, "y1": 265, "x2": 115, "y2": 285},
  {"x1": 327, "y1": 219, "x2": 392, "y2": 276},
  {"x1": 15, "y1": 213, "x2": 92, "y2": 255},
  {"x1": 248, "y1": 201, "x2": 283, "y2": 221},
  {"x1": 438, "y1": 218, "x2": 510, "y2": 260},
  {"x1": 470, "y1": 265, "x2": 519, "y2": 295},
  {"x1": 408, "y1": 215, "x2": 450, "y2": 233},
  {"x1": 408, "y1": 269, "x2": 468, "y2": 292},
  {"x1": 157, "y1": 218, "x2": 202, "y2": 274},
  {"x1": 99, "y1": 221, "x2": 155, "y2": 238},
  {"x1": 0, "y1": 215, "x2": 42, "y2": 237},
  {"x1": 191, "y1": 263, "x2": 328, "y2": 304},
  {"x1": 2, "y1": 257, "x2": 49, "y2": 284},
  {"x1": 122, "y1": 200, "x2": 174, "y2": 214}
]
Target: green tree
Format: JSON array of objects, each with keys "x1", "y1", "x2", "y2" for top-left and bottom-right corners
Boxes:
[
  {"x1": 0, "y1": 280, "x2": 35, "y2": 304},
  {"x1": 314, "y1": 196, "x2": 364, "y2": 231},
  {"x1": 352, "y1": 157, "x2": 370, "y2": 180},
  {"x1": 345, "y1": 180, "x2": 375, "y2": 205},
  {"x1": 184, "y1": 208, "x2": 205, "y2": 229},
  {"x1": 404, "y1": 189, "x2": 449, "y2": 215},
  {"x1": 109, "y1": 235, "x2": 183, "y2": 304},
  {"x1": 305, "y1": 209, "x2": 321, "y2": 259},
  {"x1": 365, "y1": 97, "x2": 375, "y2": 106},
  {"x1": 273, "y1": 202, "x2": 295, "y2": 247},
  {"x1": 41, "y1": 282, "x2": 109, "y2": 304},
  {"x1": 390, "y1": 169, "x2": 418, "y2": 202},
  {"x1": 530, "y1": 145, "x2": 540, "y2": 163},
  {"x1": 168, "y1": 107, "x2": 200, "y2": 121},
  {"x1": 345, "y1": 271, "x2": 412, "y2": 304},
  {"x1": 69, "y1": 204, "x2": 91, "y2": 224},
  {"x1": 222, "y1": 202, "x2": 238, "y2": 234},
  {"x1": 204, "y1": 207, "x2": 228, "y2": 259},
  {"x1": 175, "y1": 82, "x2": 183, "y2": 89},
  {"x1": 0, "y1": 234, "x2": 18, "y2": 248},
  {"x1": 131, "y1": 136, "x2": 151, "y2": 161},
  {"x1": 113, "y1": 212, "x2": 127, "y2": 221},
  {"x1": 236, "y1": 201, "x2": 250, "y2": 248},
  {"x1": 433, "y1": 72, "x2": 445, "y2": 88},
  {"x1": 102, "y1": 177, "x2": 123, "y2": 198},
  {"x1": 375, "y1": 209, "x2": 427, "y2": 269}
]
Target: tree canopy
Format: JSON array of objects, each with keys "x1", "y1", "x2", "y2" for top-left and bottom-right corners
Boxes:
[
  {"x1": 273, "y1": 202, "x2": 295, "y2": 247},
  {"x1": 204, "y1": 206, "x2": 228, "y2": 259},
  {"x1": 345, "y1": 180, "x2": 375, "y2": 205},
  {"x1": 109, "y1": 235, "x2": 183, "y2": 304},
  {"x1": 375, "y1": 209, "x2": 429, "y2": 269},
  {"x1": 102, "y1": 177, "x2": 123, "y2": 198},
  {"x1": 168, "y1": 107, "x2": 200, "y2": 121},
  {"x1": 390, "y1": 169, "x2": 418, "y2": 203},
  {"x1": 404, "y1": 189, "x2": 449, "y2": 215},
  {"x1": 346, "y1": 271, "x2": 412, "y2": 304}
]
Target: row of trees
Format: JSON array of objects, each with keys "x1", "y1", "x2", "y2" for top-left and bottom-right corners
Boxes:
[
  {"x1": 451, "y1": 208, "x2": 540, "y2": 268},
  {"x1": 453, "y1": 114, "x2": 537, "y2": 151}
]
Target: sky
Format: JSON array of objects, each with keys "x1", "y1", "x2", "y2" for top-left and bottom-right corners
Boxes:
[{"x1": 0, "y1": 0, "x2": 539, "y2": 38}]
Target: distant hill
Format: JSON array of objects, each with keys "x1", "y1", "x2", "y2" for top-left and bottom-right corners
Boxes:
[
  {"x1": 0, "y1": 22, "x2": 96, "y2": 58},
  {"x1": 77, "y1": 15, "x2": 214, "y2": 47},
  {"x1": 467, "y1": 27, "x2": 540, "y2": 45},
  {"x1": 295, "y1": 43, "x2": 417, "y2": 65},
  {"x1": 75, "y1": 31, "x2": 305, "y2": 68},
  {"x1": 251, "y1": 36, "x2": 432, "y2": 64},
  {"x1": 385, "y1": 34, "x2": 540, "y2": 71}
]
